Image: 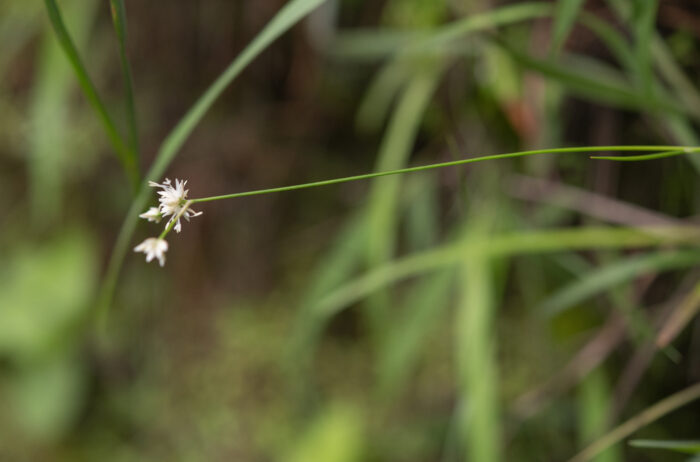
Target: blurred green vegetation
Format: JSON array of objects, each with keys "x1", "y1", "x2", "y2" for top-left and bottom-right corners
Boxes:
[{"x1": 2, "y1": 0, "x2": 700, "y2": 461}]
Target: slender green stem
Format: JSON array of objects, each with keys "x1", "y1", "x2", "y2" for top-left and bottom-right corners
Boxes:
[
  {"x1": 43, "y1": 0, "x2": 140, "y2": 193},
  {"x1": 190, "y1": 146, "x2": 694, "y2": 204},
  {"x1": 567, "y1": 382, "x2": 700, "y2": 462},
  {"x1": 109, "y1": 0, "x2": 140, "y2": 157},
  {"x1": 158, "y1": 200, "x2": 193, "y2": 239},
  {"x1": 591, "y1": 148, "x2": 697, "y2": 161}
]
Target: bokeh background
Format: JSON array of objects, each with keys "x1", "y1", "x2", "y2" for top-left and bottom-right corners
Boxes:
[{"x1": 2, "y1": 0, "x2": 700, "y2": 460}]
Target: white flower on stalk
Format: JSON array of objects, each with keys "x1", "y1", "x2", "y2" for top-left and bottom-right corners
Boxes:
[
  {"x1": 139, "y1": 207, "x2": 162, "y2": 223},
  {"x1": 133, "y1": 238, "x2": 169, "y2": 266},
  {"x1": 147, "y1": 178, "x2": 202, "y2": 233}
]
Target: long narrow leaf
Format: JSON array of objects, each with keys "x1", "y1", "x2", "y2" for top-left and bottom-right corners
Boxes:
[
  {"x1": 331, "y1": 2, "x2": 553, "y2": 60},
  {"x1": 539, "y1": 250, "x2": 700, "y2": 317},
  {"x1": 109, "y1": 0, "x2": 139, "y2": 156},
  {"x1": 457, "y1": 243, "x2": 500, "y2": 462},
  {"x1": 498, "y1": 39, "x2": 683, "y2": 115},
  {"x1": 364, "y1": 62, "x2": 442, "y2": 337},
  {"x1": 551, "y1": 0, "x2": 586, "y2": 54},
  {"x1": 632, "y1": 0, "x2": 658, "y2": 96},
  {"x1": 43, "y1": 0, "x2": 139, "y2": 191},
  {"x1": 629, "y1": 439, "x2": 700, "y2": 455},
  {"x1": 568, "y1": 382, "x2": 700, "y2": 462},
  {"x1": 312, "y1": 227, "x2": 700, "y2": 319}
]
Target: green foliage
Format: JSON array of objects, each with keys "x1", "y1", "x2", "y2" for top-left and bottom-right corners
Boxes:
[
  {"x1": 577, "y1": 368, "x2": 622, "y2": 462},
  {"x1": 5, "y1": 0, "x2": 700, "y2": 460},
  {"x1": 539, "y1": 249, "x2": 700, "y2": 317},
  {"x1": 108, "y1": 0, "x2": 139, "y2": 157},
  {"x1": 30, "y1": 0, "x2": 98, "y2": 225},
  {"x1": 629, "y1": 439, "x2": 700, "y2": 455},
  {"x1": 282, "y1": 405, "x2": 365, "y2": 462},
  {"x1": 551, "y1": 0, "x2": 587, "y2": 54},
  {"x1": 43, "y1": 0, "x2": 140, "y2": 191},
  {"x1": 0, "y1": 231, "x2": 96, "y2": 441},
  {"x1": 0, "y1": 232, "x2": 96, "y2": 361}
]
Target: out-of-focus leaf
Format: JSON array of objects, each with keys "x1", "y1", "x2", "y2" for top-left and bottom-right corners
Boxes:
[
  {"x1": 0, "y1": 231, "x2": 97, "y2": 361},
  {"x1": 282, "y1": 404, "x2": 364, "y2": 462},
  {"x1": 579, "y1": 13, "x2": 635, "y2": 73},
  {"x1": 500, "y1": 42, "x2": 682, "y2": 115},
  {"x1": 355, "y1": 58, "x2": 409, "y2": 134},
  {"x1": 312, "y1": 227, "x2": 700, "y2": 319},
  {"x1": 364, "y1": 60, "x2": 442, "y2": 336},
  {"x1": 457, "y1": 231, "x2": 501, "y2": 462},
  {"x1": 331, "y1": 2, "x2": 552, "y2": 60},
  {"x1": 43, "y1": 0, "x2": 139, "y2": 191},
  {"x1": 30, "y1": 0, "x2": 98, "y2": 225},
  {"x1": 551, "y1": 0, "x2": 586, "y2": 54},
  {"x1": 378, "y1": 270, "x2": 453, "y2": 397},
  {"x1": 7, "y1": 355, "x2": 86, "y2": 441},
  {"x1": 109, "y1": 0, "x2": 139, "y2": 156},
  {"x1": 577, "y1": 368, "x2": 622, "y2": 462},
  {"x1": 484, "y1": 42, "x2": 520, "y2": 102},
  {"x1": 568, "y1": 383, "x2": 700, "y2": 462},
  {"x1": 539, "y1": 250, "x2": 700, "y2": 318},
  {"x1": 403, "y1": 173, "x2": 439, "y2": 251},
  {"x1": 288, "y1": 215, "x2": 366, "y2": 400},
  {"x1": 629, "y1": 439, "x2": 700, "y2": 454},
  {"x1": 382, "y1": 0, "x2": 446, "y2": 29},
  {"x1": 631, "y1": 0, "x2": 658, "y2": 96}
]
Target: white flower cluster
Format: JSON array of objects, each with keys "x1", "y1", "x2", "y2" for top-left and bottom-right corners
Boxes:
[
  {"x1": 134, "y1": 178, "x2": 203, "y2": 266},
  {"x1": 145, "y1": 178, "x2": 203, "y2": 233},
  {"x1": 134, "y1": 238, "x2": 169, "y2": 267}
]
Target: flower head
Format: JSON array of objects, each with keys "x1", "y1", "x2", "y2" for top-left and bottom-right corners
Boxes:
[
  {"x1": 147, "y1": 178, "x2": 202, "y2": 233},
  {"x1": 139, "y1": 207, "x2": 162, "y2": 223},
  {"x1": 134, "y1": 238, "x2": 169, "y2": 266}
]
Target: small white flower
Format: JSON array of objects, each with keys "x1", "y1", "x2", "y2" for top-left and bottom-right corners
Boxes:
[
  {"x1": 134, "y1": 238, "x2": 169, "y2": 267},
  {"x1": 148, "y1": 178, "x2": 202, "y2": 233},
  {"x1": 139, "y1": 207, "x2": 162, "y2": 223}
]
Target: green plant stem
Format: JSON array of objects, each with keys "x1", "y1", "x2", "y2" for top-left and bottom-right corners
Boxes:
[
  {"x1": 109, "y1": 0, "x2": 139, "y2": 156},
  {"x1": 158, "y1": 200, "x2": 193, "y2": 239},
  {"x1": 591, "y1": 148, "x2": 698, "y2": 161},
  {"x1": 190, "y1": 146, "x2": 693, "y2": 204},
  {"x1": 567, "y1": 382, "x2": 700, "y2": 462},
  {"x1": 43, "y1": 0, "x2": 140, "y2": 192}
]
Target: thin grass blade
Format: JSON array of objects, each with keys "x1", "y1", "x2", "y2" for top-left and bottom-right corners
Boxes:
[
  {"x1": 539, "y1": 250, "x2": 700, "y2": 318},
  {"x1": 632, "y1": 0, "x2": 658, "y2": 97},
  {"x1": 312, "y1": 226, "x2": 700, "y2": 319},
  {"x1": 629, "y1": 439, "x2": 700, "y2": 455},
  {"x1": 551, "y1": 0, "x2": 586, "y2": 54},
  {"x1": 567, "y1": 382, "x2": 700, "y2": 462},
  {"x1": 109, "y1": 0, "x2": 139, "y2": 156},
  {"x1": 364, "y1": 61, "x2": 442, "y2": 339},
  {"x1": 457, "y1": 239, "x2": 500, "y2": 462},
  {"x1": 43, "y1": 0, "x2": 139, "y2": 191},
  {"x1": 577, "y1": 368, "x2": 622, "y2": 462}
]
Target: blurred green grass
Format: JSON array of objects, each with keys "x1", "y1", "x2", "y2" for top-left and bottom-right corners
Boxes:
[{"x1": 1, "y1": 0, "x2": 700, "y2": 461}]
